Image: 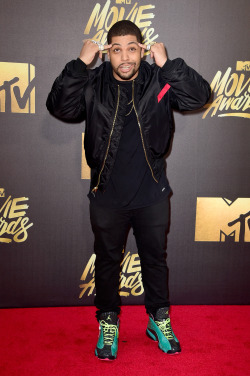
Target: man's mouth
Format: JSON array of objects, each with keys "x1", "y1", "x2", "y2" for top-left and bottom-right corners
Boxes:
[{"x1": 119, "y1": 63, "x2": 135, "y2": 73}]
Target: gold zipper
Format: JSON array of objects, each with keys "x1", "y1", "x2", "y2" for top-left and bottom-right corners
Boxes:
[
  {"x1": 92, "y1": 85, "x2": 120, "y2": 193},
  {"x1": 131, "y1": 80, "x2": 158, "y2": 183}
]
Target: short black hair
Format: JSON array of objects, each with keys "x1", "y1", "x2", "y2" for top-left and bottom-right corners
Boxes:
[{"x1": 107, "y1": 20, "x2": 142, "y2": 44}]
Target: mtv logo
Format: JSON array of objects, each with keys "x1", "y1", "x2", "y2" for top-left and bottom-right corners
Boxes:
[
  {"x1": 0, "y1": 188, "x2": 5, "y2": 197},
  {"x1": 195, "y1": 197, "x2": 250, "y2": 243},
  {"x1": 236, "y1": 61, "x2": 250, "y2": 71},
  {"x1": 0, "y1": 62, "x2": 35, "y2": 113},
  {"x1": 116, "y1": 0, "x2": 131, "y2": 4}
]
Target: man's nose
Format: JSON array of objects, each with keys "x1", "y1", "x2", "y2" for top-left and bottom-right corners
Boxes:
[{"x1": 121, "y1": 51, "x2": 129, "y2": 61}]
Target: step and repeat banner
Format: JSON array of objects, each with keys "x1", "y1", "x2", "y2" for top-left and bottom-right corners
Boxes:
[{"x1": 0, "y1": 0, "x2": 249, "y2": 307}]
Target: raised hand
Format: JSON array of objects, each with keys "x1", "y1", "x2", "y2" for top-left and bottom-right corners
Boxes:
[
  {"x1": 138, "y1": 42, "x2": 168, "y2": 68},
  {"x1": 79, "y1": 40, "x2": 112, "y2": 65}
]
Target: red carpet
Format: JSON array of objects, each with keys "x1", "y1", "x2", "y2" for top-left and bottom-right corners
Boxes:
[{"x1": 1, "y1": 305, "x2": 250, "y2": 376}]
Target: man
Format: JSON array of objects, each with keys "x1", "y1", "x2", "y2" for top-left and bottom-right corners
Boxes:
[{"x1": 47, "y1": 20, "x2": 210, "y2": 360}]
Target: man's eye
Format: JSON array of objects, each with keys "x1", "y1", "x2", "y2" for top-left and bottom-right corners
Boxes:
[
  {"x1": 130, "y1": 47, "x2": 136, "y2": 51},
  {"x1": 113, "y1": 49, "x2": 120, "y2": 53}
]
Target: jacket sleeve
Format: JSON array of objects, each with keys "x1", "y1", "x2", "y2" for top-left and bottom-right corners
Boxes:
[
  {"x1": 46, "y1": 58, "x2": 88, "y2": 122},
  {"x1": 160, "y1": 58, "x2": 211, "y2": 111}
]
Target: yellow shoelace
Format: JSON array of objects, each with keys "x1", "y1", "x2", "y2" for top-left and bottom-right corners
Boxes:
[
  {"x1": 99, "y1": 320, "x2": 118, "y2": 345},
  {"x1": 155, "y1": 318, "x2": 174, "y2": 340}
]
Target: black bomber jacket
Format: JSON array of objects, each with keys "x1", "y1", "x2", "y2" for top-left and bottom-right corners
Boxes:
[{"x1": 46, "y1": 58, "x2": 211, "y2": 192}]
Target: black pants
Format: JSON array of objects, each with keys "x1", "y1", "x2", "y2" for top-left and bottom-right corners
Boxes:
[{"x1": 90, "y1": 197, "x2": 170, "y2": 318}]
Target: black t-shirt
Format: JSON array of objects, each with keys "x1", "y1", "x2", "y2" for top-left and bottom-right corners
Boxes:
[{"x1": 88, "y1": 79, "x2": 171, "y2": 209}]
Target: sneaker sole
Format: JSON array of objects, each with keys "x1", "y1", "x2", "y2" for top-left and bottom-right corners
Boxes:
[
  {"x1": 95, "y1": 349, "x2": 117, "y2": 361},
  {"x1": 97, "y1": 357, "x2": 116, "y2": 361},
  {"x1": 146, "y1": 328, "x2": 181, "y2": 355}
]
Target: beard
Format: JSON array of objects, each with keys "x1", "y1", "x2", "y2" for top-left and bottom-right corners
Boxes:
[{"x1": 112, "y1": 62, "x2": 139, "y2": 81}]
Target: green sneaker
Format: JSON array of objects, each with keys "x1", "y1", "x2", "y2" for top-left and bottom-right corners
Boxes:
[
  {"x1": 146, "y1": 307, "x2": 181, "y2": 354},
  {"x1": 95, "y1": 312, "x2": 119, "y2": 360}
]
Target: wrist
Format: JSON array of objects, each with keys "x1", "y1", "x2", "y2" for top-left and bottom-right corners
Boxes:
[
  {"x1": 160, "y1": 58, "x2": 175, "y2": 72},
  {"x1": 79, "y1": 55, "x2": 90, "y2": 65},
  {"x1": 158, "y1": 57, "x2": 168, "y2": 68}
]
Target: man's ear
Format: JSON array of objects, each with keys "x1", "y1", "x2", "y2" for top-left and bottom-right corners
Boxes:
[
  {"x1": 140, "y1": 48, "x2": 145, "y2": 58},
  {"x1": 107, "y1": 50, "x2": 110, "y2": 60}
]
